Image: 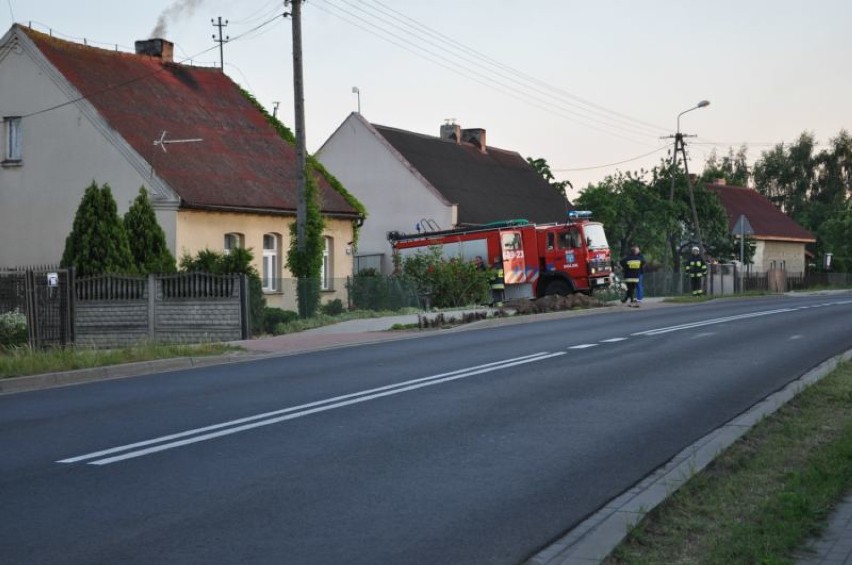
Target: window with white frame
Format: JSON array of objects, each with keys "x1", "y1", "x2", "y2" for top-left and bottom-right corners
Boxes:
[
  {"x1": 262, "y1": 233, "x2": 280, "y2": 292},
  {"x1": 320, "y1": 236, "x2": 333, "y2": 290},
  {"x1": 3, "y1": 117, "x2": 22, "y2": 162},
  {"x1": 224, "y1": 232, "x2": 243, "y2": 254}
]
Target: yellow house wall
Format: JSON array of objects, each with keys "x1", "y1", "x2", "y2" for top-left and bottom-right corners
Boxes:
[
  {"x1": 752, "y1": 239, "x2": 807, "y2": 274},
  {"x1": 176, "y1": 209, "x2": 355, "y2": 311}
]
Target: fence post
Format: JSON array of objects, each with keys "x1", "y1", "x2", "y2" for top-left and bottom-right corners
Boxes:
[
  {"x1": 148, "y1": 274, "x2": 156, "y2": 341},
  {"x1": 239, "y1": 274, "x2": 250, "y2": 339},
  {"x1": 25, "y1": 270, "x2": 37, "y2": 348}
]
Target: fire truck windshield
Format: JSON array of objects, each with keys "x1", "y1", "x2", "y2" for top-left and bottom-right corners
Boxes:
[{"x1": 583, "y1": 224, "x2": 609, "y2": 249}]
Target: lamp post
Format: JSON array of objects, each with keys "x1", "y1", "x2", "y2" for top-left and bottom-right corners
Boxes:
[
  {"x1": 664, "y1": 100, "x2": 710, "y2": 293},
  {"x1": 351, "y1": 86, "x2": 361, "y2": 113}
]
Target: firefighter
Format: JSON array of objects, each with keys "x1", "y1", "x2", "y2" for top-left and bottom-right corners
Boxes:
[
  {"x1": 619, "y1": 246, "x2": 644, "y2": 307},
  {"x1": 490, "y1": 259, "x2": 505, "y2": 307},
  {"x1": 685, "y1": 246, "x2": 708, "y2": 296}
]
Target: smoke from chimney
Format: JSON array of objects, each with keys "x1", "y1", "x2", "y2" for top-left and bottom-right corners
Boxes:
[{"x1": 151, "y1": 0, "x2": 206, "y2": 38}]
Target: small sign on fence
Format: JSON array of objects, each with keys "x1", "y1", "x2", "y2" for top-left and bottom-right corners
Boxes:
[{"x1": 47, "y1": 272, "x2": 59, "y2": 287}]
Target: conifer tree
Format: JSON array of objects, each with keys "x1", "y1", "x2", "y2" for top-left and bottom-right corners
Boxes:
[
  {"x1": 124, "y1": 187, "x2": 176, "y2": 273},
  {"x1": 61, "y1": 181, "x2": 134, "y2": 276}
]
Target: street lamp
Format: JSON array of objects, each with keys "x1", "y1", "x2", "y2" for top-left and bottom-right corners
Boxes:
[
  {"x1": 351, "y1": 86, "x2": 361, "y2": 113},
  {"x1": 676, "y1": 100, "x2": 710, "y2": 135}
]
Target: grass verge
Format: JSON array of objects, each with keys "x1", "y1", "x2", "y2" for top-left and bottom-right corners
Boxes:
[
  {"x1": 604, "y1": 361, "x2": 852, "y2": 565},
  {"x1": 0, "y1": 342, "x2": 241, "y2": 379}
]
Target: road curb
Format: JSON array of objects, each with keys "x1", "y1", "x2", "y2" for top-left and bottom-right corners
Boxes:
[
  {"x1": 528, "y1": 346, "x2": 852, "y2": 565},
  {"x1": 0, "y1": 354, "x2": 253, "y2": 395}
]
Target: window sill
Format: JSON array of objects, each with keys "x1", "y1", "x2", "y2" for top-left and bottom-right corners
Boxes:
[
  {"x1": 262, "y1": 289, "x2": 284, "y2": 295},
  {"x1": 1, "y1": 159, "x2": 22, "y2": 168}
]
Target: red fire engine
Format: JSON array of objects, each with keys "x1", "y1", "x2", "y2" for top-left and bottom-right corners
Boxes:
[{"x1": 388, "y1": 211, "x2": 612, "y2": 299}]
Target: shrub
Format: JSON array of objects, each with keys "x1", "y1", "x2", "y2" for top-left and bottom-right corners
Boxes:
[
  {"x1": 0, "y1": 309, "x2": 28, "y2": 348},
  {"x1": 262, "y1": 307, "x2": 299, "y2": 334},
  {"x1": 61, "y1": 181, "x2": 135, "y2": 276},
  {"x1": 124, "y1": 187, "x2": 176, "y2": 274},
  {"x1": 320, "y1": 298, "x2": 345, "y2": 316},
  {"x1": 399, "y1": 247, "x2": 491, "y2": 308}
]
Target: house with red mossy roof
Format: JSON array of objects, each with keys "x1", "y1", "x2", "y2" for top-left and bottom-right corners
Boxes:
[
  {"x1": 707, "y1": 180, "x2": 815, "y2": 274},
  {"x1": 0, "y1": 24, "x2": 363, "y2": 310}
]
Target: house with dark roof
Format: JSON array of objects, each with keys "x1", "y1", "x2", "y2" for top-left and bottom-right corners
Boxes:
[
  {"x1": 0, "y1": 24, "x2": 362, "y2": 310},
  {"x1": 316, "y1": 113, "x2": 571, "y2": 274},
  {"x1": 708, "y1": 181, "x2": 816, "y2": 274}
]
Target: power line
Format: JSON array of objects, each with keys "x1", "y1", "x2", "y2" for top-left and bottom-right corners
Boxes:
[
  {"x1": 312, "y1": 0, "x2": 657, "y2": 146},
  {"x1": 368, "y1": 0, "x2": 669, "y2": 137},
  {"x1": 321, "y1": 0, "x2": 664, "y2": 140},
  {"x1": 19, "y1": 13, "x2": 287, "y2": 121},
  {"x1": 552, "y1": 144, "x2": 672, "y2": 172},
  {"x1": 6, "y1": 0, "x2": 14, "y2": 22}
]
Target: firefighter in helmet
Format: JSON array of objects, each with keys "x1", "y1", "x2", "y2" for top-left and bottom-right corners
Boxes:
[
  {"x1": 490, "y1": 258, "x2": 505, "y2": 307},
  {"x1": 619, "y1": 245, "x2": 645, "y2": 307},
  {"x1": 685, "y1": 246, "x2": 708, "y2": 296}
]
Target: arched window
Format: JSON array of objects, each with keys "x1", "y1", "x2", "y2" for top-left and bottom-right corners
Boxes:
[
  {"x1": 262, "y1": 233, "x2": 281, "y2": 291},
  {"x1": 224, "y1": 232, "x2": 244, "y2": 254},
  {"x1": 321, "y1": 236, "x2": 333, "y2": 290}
]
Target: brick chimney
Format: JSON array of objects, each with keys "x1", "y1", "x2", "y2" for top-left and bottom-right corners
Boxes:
[
  {"x1": 440, "y1": 121, "x2": 461, "y2": 142},
  {"x1": 461, "y1": 128, "x2": 487, "y2": 154},
  {"x1": 135, "y1": 39, "x2": 174, "y2": 62}
]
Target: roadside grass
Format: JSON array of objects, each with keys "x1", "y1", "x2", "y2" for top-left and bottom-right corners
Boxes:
[
  {"x1": 0, "y1": 342, "x2": 241, "y2": 379},
  {"x1": 604, "y1": 361, "x2": 852, "y2": 565}
]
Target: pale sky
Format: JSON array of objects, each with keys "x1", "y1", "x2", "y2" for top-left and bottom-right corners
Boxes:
[{"x1": 5, "y1": 0, "x2": 851, "y2": 196}]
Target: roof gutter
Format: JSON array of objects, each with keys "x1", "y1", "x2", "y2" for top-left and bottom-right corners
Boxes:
[{"x1": 180, "y1": 201, "x2": 362, "y2": 220}]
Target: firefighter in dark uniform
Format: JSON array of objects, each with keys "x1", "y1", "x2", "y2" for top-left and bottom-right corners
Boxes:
[
  {"x1": 619, "y1": 246, "x2": 645, "y2": 307},
  {"x1": 490, "y1": 259, "x2": 505, "y2": 306},
  {"x1": 685, "y1": 246, "x2": 708, "y2": 296}
]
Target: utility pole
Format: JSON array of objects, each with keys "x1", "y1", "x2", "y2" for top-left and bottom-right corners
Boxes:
[
  {"x1": 661, "y1": 100, "x2": 710, "y2": 289},
  {"x1": 211, "y1": 16, "x2": 229, "y2": 69},
  {"x1": 290, "y1": 0, "x2": 307, "y2": 252}
]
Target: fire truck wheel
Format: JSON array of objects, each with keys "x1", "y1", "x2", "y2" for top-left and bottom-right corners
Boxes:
[{"x1": 543, "y1": 280, "x2": 572, "y2": 296}]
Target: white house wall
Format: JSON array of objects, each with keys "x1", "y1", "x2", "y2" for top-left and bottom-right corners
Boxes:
[
  {"x1": 317, "y1": 115, "x2": 453, "y2": 274},
  {"x1": 0, "y1": 37, "x2": 177, "y2": 267}
]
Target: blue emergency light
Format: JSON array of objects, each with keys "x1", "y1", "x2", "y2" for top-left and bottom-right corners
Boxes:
[{"x1": 567, "y1": 210, "x2": 593, "y2": 220}]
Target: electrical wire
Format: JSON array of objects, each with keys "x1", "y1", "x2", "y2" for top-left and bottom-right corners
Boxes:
[
  {"x1": 312, "y1": 0, "x2": 656, "y2": 147},
  {"x1": 6, "y1": 0, "x2": 14, "y2": 22},
  {"x1": 20, "y1": 13, "x2": 287, "y2": 121},
  {"x1": 320, "y1": 0, "x2": 664, "y2": 141},
  {"x1": 227, "y1": 0, "x2": 282, "y2": 25},
  {"x1": 553, "y1": 144, "x2": 672, "y2": 172},
  {"x1": 368, "y1": 0, "x2": 669, "y2": 137}
]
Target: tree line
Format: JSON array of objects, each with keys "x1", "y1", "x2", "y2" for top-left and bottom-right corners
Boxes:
[{"x1": 533, "y1": 129, "x2": 851, "y2": 272}]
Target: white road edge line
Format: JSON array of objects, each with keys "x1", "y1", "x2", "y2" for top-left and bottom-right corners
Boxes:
[{"x1": 59, "y1": 352, "x2": 565, "y2": 466}]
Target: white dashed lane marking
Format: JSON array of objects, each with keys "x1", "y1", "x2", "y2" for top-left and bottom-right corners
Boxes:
[
  {"x1": 569, "y1": 344, "x2": 598, "y2": 350},
  {"x1": 600, "y1": 337, "x2": 628, "y2": 343}
]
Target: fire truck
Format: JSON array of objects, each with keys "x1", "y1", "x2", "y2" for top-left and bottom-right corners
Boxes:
[{"x1": 388, "y1": 211, "x2": 612, "y2": 299}]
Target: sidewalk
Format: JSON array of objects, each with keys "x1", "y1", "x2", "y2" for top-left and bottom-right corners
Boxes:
[{"x1": 795, "y1": 492, "x2": 852, "y2": 565}]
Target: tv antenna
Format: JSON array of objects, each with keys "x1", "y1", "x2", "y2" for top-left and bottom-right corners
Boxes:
[{"x1": 153, "y1": 130, "x2": 203, "y2": 153}]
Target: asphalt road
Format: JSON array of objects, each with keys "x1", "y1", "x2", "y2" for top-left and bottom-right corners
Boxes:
[{"x1": 2, "y1": 293, "x2": 852, "y2": 564}]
